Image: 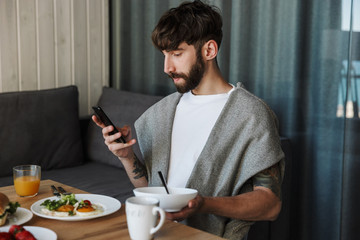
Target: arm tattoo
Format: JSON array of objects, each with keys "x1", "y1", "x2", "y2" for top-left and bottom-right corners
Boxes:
[
  {"x1": 253, "y1": 163, "x2": 282, "y2": 199},
  {"x1": 132, "y1": 154, "x2": 148, "y2": 181}
]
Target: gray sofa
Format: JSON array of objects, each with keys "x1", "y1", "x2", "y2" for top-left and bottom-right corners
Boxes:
[
  {"x1": 0, "y1": 85, "x2": 291, "y2": 240},
  {"x1": 0, "y1": 85, "x2": 162, "y2": 203}
]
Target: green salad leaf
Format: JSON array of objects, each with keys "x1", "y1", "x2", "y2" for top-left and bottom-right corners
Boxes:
[
  {"x1": 7, "y1": 202, "x2": 20, "y2": 214},
  {"x1": 40, "y1": 194, "x2": 78, "y2": 211}
]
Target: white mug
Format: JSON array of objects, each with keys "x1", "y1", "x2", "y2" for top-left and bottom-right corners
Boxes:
[{"x1": 126, "y1": 196, "x2": 165, "y2": 240}]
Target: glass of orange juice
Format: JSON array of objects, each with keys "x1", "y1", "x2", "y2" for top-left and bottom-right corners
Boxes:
[{"x1": 13, "y1": 165, "x2": 41, "y2": 197}]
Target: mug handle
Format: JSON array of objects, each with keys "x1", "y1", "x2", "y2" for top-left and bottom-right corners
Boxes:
[{"x1": 150, "y1": 206, "x2": 165, "y2": 235}]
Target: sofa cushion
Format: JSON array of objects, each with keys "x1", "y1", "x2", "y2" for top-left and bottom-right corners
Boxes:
[
  {"x1": 0, "y1": 86, "x2": 84, "y2": 177},
  {"x1": 86, "y1": 87, "x2": 163, "y2": 168}
]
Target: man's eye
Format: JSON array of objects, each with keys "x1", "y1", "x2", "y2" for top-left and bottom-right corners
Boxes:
[{"x1": 173, "y1": 53, "x2": 182, "y2": 57}]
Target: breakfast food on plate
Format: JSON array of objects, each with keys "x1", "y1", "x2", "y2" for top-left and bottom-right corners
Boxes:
[
  {"x1": 0, "y1": 193, "x2": 9, "y2": 227},
  {"x1": 40, "y1": 194, "x2": 103, "y2": 217},
  {"x1": 0, "y1": 193, "x2": 20, "y2": 226},
  {"x1": 0, "y1": 225, "x2": 37, "y2": 240}
]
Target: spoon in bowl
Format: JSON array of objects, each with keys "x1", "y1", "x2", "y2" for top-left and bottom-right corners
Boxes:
[{"x1": 158, "y1": 171, "x2": 170, "y2": 194}]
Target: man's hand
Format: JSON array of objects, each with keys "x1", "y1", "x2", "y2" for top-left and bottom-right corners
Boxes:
[
  {"x1": 92, "y1": 115, "x2": 136, "y2": 159},
  {"x1": 166, "y1": 195, "x2": 204, "y2": 222},
  {"x1": 92, "y1": 115, "x2": 148, "y2": 188}
]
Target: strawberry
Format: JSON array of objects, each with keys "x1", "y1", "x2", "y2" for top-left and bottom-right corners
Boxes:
[
  {"x1": 9, "y1": 225, "x2": 23, "y2": 235},
  {"x1": 15, "y1": 230, "x2": 36, "y2": 240},
  {"x1": 0, "y1": 232, "x2": 12, "y2": 240}
]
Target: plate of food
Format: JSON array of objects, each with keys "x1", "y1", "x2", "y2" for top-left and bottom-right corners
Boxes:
[
  {"x1": 1, "y1": 192, "x2": 33, "y2": 227},
  {"x1": 30, "y1": 194, "x2": 121, "y2": 221},
  {"x1": 5, "y1": 208, "x2": 33, "y2": 226},
  {"x1": 0, "y1": 225, "x2": 57, "y2": 240}
]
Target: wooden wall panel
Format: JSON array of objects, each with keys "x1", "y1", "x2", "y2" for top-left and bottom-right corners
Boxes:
[
  {"x1": 0, "y1": 0, "x2": 19, "y2": 92},
  {"x1": 38, "y1": 0, "x2": 55, "y2": 89},
  {"x1": 18, "y1": 0, "x2": 37, "y2": 90},
  {"x1": 55, "y1": 0, "x2": 72, "y2": 87},
  {"x1": 88, "y1": 0, "x2": 103, "y2": 113},
  {"x1": 102, "y1": 0, "x2": 109, "y2": 89},
  {"x1": 0, "y1": 0, "x2": 109, "y2": 116},
  {"x1": 73, "y1": 0, "x2": 88, "y2": 116}
]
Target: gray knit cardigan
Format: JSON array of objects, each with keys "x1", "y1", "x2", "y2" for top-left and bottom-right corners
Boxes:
[{"x1": 134, "y1": 83, "x2": 285, "y2": 240}]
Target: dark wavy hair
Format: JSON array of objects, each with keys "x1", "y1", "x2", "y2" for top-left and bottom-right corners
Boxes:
[{"x1": 151, "y1": 0, "x2": 223, "y2": 52}]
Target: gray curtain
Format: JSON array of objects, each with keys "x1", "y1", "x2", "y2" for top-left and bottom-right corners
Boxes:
[{"x1": 110, "y1": 1, "x2": 359, "y2": 240}]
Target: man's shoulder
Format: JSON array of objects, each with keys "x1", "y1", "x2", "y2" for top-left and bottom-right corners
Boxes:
[
  {"x1": 231, "y1": 85, "x2": 271, "y2": 111},
  {"x1": 229, "y1": 83, "x2": 278, "y2": 125}
]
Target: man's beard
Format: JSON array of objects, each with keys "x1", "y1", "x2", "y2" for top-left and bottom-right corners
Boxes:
[{"x1": 168, "y1": 54, "x2": 205, "y2": 94}]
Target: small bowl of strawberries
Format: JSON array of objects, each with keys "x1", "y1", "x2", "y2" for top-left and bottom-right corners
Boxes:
[{"x1": 0, "y1": 225, "x2": 57, "y2": 240}]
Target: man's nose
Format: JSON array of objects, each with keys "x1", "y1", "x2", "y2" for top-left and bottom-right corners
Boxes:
[{"x1": 164, "y1": 56, "x2": 175, "y2": 74}]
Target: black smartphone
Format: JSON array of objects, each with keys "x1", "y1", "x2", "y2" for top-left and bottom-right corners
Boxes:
[{"x1": 92, "y1": 106, "x2": 126, "y2": 143}]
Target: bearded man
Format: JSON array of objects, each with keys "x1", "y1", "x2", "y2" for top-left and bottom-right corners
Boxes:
[{"x1": 93, "y1": 1, "x2": 285, "y2": 239}]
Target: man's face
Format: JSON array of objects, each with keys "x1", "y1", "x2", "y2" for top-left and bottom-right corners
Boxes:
[{"x1": 162, "y1": 42, "x2": 205, "y2": 93}]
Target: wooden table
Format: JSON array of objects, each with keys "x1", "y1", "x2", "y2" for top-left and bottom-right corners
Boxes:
[{"x1": 0, "y1": 180, "x2": 223, "y2": 240}]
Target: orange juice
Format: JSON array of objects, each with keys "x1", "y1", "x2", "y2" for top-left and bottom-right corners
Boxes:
[{"x1": 14, "y1": 176, "x2": 40, "y2": 196}]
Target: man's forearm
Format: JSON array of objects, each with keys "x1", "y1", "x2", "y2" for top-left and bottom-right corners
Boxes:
[
  {"x1": 200, "y1": 187, "x2": 281, "y2": 221},
  {"x1": 119, "y1": 153, "x2": 148, "y2": 188}
]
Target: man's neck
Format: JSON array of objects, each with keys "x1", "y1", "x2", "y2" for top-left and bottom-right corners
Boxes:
[{"x1": 191, "y1": 64, "x2": 232, "y2": 95}]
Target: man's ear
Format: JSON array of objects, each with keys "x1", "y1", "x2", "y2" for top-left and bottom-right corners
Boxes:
[{"x1": 203, "y1": 40, "x2": 218, "y2": 60}]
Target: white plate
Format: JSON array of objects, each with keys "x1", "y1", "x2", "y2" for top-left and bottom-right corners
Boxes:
[
  {"x1": 30, "y1": 194, "x2": 121, "y2": 221},
  {"x1": 0, "y1": 226, "x2": 57, "y2": 240},
  {"x1": 4, "y1": 207, "x2": 33, "y2": 226}
]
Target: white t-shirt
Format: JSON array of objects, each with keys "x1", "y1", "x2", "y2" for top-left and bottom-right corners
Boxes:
[{"x1": 167, "y1": 86, "x2": 235, "y2": 188}]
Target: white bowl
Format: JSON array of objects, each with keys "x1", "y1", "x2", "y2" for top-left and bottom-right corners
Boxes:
[{"x1": 133, "y1": 187, "x2": 198, "y2": 212}]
